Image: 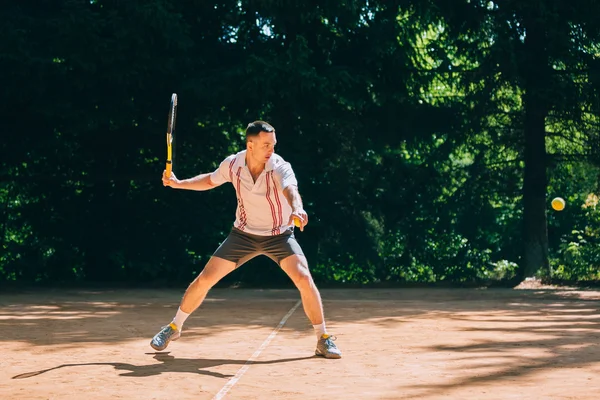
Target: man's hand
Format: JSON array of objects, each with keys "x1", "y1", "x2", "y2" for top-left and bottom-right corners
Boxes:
[
  {"x1": 289, "y1": 208, "x2": 308, "y2": 232},
  {"x1": 162, "y1": 170, "x2": 181, "y2": 188}
]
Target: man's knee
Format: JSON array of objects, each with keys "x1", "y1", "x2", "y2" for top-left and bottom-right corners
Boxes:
[
  {"x1": 188, "y1": 273, "x2": 211, "y2": 291},
  {"x1": 297, "y1": 267, "x2": 313, "y2": 284},
  {"x1": 193, "y1": 270, "x2": 211, "y2": 284},
  {"x1": 190, "y1": 257, "x2": 234, "y2": 289},
  {"x1": 292, "y1": 262, "x2": 315, "y2": 288}
]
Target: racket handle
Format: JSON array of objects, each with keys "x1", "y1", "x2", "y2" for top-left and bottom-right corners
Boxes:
[{"x1": 166, "y1": 133, "x2": 173, "y2": 176}]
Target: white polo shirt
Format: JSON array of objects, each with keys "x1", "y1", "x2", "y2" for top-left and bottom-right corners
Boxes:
[{"x1": 210, "y1": 150, "x2": 298, "y2": 236}]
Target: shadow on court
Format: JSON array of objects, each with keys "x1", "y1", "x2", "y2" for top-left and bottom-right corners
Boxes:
[
  {"x1": 377, "y1": 290, "x2": 600, "y2": 399},
  {"x1": 1, "y1": 287, "x2": 600, "y2": 344},
  {"x1": 12, "y1": 352, "x2": 316, "y2": 380},
  {"x1": 3, "y1": 287, "x2": 600, "y2": 398}
]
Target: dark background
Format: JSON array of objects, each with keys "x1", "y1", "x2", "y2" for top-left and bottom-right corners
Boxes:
[{"x1": 1, "y1": 0, "x2": 599, "y2": 288}]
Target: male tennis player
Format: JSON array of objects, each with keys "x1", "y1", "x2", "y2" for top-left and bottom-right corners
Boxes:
[{"x1": 150, "y1": 121, "x2": 341, "y2": 359}]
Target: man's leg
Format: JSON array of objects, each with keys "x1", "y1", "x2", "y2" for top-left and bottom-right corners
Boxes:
[
  {"x1": 150, "y1": 256, "x2": 236, "y2": 351},
  {"x1": 179, "y1": 256, "x2": 237, "y2": 314},
  {"x1": 279, "y1": 254, "x2": 341, "y2": 359},
  {"x1": 279, "y1": 254, "x2": 324, "y2": 326}
]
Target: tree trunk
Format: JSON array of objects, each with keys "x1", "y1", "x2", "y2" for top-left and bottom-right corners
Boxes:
[
  {"x1": 522, "y1": 95, "x2": 549, "y2": 278},
  {"x1": 521, "y1": 9, "x2": 550, "y2": 279}
]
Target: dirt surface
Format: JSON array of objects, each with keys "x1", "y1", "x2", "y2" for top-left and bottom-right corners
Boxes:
[{"x1": 2, "y1": 287, "x2": 600, "y2": 399}]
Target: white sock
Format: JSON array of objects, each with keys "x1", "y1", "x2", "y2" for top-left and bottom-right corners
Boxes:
[
  {"x1": 172, "y1": 308, "x2": 190, "y2": 330},
  {"x1": 313, "y1": 322, "x2": 327, "y2": 339}
]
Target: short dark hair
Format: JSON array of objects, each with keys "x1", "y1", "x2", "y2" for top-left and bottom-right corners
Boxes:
[{"x1": 245, "y1": 120, "x2": 275, "y2": 140}]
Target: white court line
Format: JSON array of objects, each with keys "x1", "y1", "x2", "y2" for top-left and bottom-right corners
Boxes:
[{"x1": 211, "y1": 299, "x2": 302, "y2": 400}]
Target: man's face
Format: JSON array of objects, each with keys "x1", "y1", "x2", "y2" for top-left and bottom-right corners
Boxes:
[{"x1": 248, "y1": 131, "x2": 277, "y2": 163}]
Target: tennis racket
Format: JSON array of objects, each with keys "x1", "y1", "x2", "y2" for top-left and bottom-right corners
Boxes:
[{"x1": 165, "y1": 93, "x2": 177, "y2": 177}]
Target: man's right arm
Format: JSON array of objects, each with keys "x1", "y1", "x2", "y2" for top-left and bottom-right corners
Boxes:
[
  {"x1": 163, "y1": 171, "x2": 219, "y2": 191},
  {"x1": 162, "y1": 154, "x2": 234, "y2": 191}
]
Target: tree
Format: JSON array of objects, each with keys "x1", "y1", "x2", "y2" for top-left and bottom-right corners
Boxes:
[{"x1": 432, "y1": 0, "x2": 600, "y2": 279}]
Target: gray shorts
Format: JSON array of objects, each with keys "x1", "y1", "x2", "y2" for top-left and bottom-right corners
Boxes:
[{"x1": 213, "y1": 227, "x2": 304, "y2": 267}]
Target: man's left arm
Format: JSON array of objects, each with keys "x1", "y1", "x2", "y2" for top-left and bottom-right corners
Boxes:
[
  {"x1": 275, "y1": 162, "x2": 308, "y2": 231},
  {"x1": 283, "y1": 184, "x2": 308, "y2": 231}
]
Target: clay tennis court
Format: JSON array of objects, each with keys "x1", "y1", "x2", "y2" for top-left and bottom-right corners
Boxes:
[{"x1": 2, "y1": 285, "x2": 600, "y2": 399}]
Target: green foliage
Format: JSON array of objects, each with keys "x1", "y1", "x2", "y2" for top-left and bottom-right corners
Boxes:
[
  {"x1": 548, "y1": 165, "x2": 600, "y2": 281},
  {"x1": 1, "y1": 0, "x2": 600, "y2": 286},
  {"x1": 553, "y1": 227, "x2": 600, "y2": 280}
]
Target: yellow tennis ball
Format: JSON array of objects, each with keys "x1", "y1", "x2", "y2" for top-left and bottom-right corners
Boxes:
[
  {"x1": 551, "y1": 197, "x2": 566, "y2": 211},
  {"x1": 293, "y1": 217, "x2": 301, "y2": 227}
]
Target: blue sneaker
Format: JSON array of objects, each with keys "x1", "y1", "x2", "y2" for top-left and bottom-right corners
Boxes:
[
  {"x1": 150, "y1": 323, "x2": 181, "y2": 351},
  {"x1": 315, "y1": 334, "x2": 342, "y2": 359}
]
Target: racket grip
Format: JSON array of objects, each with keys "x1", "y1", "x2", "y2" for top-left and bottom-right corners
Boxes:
[{"x1": 165, "y1": 162, "x2": 172, "y2": 177}]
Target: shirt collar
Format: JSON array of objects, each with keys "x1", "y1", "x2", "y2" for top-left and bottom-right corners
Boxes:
[
  {"x1": 265, "y1": 155, "x2": 276, "y2": 171},
  {"x1": 235, "y1": 150, "x2": 247, "y2": 169}
]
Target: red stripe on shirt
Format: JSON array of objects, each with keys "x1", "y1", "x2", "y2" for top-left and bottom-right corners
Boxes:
[
  {"x1": 236, "y1": 167, "x2": 247, "y2": 230},
  {"x1": 228, "y1": 158, "x2": 235, "y2": 183},
  {"x1": 265, "y1": 171, "x2": 278, "y2": 235},
  {"x1": 271, "y1": 173, "x2": 283, "y2": 235}
]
